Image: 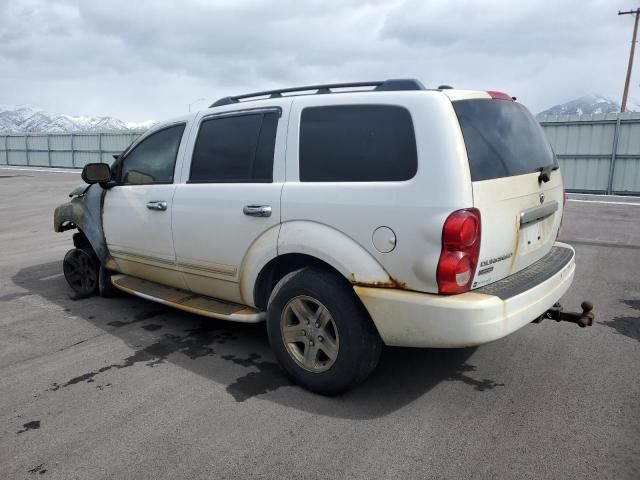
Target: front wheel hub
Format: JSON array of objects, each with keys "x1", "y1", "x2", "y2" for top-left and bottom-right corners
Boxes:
[{"x1": 63, "y1": 248, "x2": 99, "y2": 297}]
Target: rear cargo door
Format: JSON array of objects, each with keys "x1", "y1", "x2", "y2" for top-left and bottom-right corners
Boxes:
[{"x1": 453, "y1": 98, "x2": 564, "y2": 289}]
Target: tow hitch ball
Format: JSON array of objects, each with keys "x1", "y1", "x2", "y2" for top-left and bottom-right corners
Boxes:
[{"x1": 534, "y1": 301, "x2": 594, "y2": 328}]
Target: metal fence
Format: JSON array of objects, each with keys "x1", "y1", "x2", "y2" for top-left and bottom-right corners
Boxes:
[
  {"x1": 0, "y1": 132, "x2": 144, "y2": 169},
  {"x1": 538, "y1": 112, "x2": 640, "y2": 195},
  {"x1": 2, "y1": 112, "x2": 640, "y2": 194}
]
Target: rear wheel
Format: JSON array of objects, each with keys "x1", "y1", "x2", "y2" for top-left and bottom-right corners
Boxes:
[
  {"x1": 63, "y1": 248, "x2": 99, "y2": 298},
  {"x1": 266, "y1": 268, "x2": 382, "y2": 395}
]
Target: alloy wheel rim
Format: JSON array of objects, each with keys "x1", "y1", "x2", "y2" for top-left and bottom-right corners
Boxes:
[
  {"x1": 280, "y1": 295, "x2": 339, "y2": 373},
  {"x1": 64, "y1": 250, "x2": 97, "y2": 295}
]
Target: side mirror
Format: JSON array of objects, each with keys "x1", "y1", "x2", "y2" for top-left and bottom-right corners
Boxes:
[{"x1": 81, "y1": 163, "x2": 111, "y2": 184}]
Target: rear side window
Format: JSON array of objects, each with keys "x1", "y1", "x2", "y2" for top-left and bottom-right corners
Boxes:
[
  {"x1": 299, "y1": 105, "x2": 417, "y2": 182},
  {"x1": 190, "y1": 111, "x2": 278, "y2": 183},
  {"x1": 453, "y1": 99, "x2": 556, "y2": 182}
]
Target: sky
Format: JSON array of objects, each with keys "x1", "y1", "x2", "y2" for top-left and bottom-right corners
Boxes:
[{"x1": 1, "y1": 0, "x2": 639, "y2": 122}]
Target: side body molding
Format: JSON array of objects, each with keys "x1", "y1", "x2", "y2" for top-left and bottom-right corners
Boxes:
[{"x1": 53, "y1": 184, "x2": 111, "y2": 264}]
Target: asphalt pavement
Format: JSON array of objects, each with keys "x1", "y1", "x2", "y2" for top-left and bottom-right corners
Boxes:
[{"x1": 1, "y1": 167, "x2": 638, "y2": 479}]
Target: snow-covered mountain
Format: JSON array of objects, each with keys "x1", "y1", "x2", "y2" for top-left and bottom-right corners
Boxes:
[
  {"x1": 539, "y1": 95, "x2": 640, "y2": 116},
  {"x1": 0, "y1": 104, "x2": 156, "y2": 133}
]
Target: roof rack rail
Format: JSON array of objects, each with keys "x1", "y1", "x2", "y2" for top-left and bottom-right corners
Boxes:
[{"x1": 210, "y1": 78, "x2": 426, "y2": 107}]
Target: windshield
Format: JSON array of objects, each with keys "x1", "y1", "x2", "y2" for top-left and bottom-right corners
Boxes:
[{"x1": 453, "y1": 99, "x2": 556, "y2": 182}]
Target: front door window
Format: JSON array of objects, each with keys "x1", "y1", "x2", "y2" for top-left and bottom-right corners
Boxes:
[{"x1": 118, "y1": 124, "x2": 186, "y2": 185}]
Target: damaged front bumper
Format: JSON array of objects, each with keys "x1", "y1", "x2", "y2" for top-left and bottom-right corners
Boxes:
[{"x1": 53, "y1": 184, "x2": 110, "y2": 263}]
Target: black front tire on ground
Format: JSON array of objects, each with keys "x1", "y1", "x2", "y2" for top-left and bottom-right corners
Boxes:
[
  {"x1": 266, "y1": 267, "x2": 382, "y2": 395},
  {"x1": 62, "y1": 248, "x2": 99, "y2": 298}
]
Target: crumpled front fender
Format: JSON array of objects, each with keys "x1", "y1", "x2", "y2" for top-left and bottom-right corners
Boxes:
[{"x1": 53, "y1": 184, "x2": 109, "y2": 262}]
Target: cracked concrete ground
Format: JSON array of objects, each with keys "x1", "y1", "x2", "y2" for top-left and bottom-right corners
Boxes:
[{"x1": 1, "y1": 168, "x2": 639, "y2": 479}]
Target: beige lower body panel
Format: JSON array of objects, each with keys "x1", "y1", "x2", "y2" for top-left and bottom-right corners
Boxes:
[
  {"x1": 109, "y1": 248, "x2": 190, "y2": 292},
  {"x1": 355, "y1": 252, "x2": 575, "y2": 348},
  {"x1": 111, "y1": 274, "x2": 265, "y2": 323}
]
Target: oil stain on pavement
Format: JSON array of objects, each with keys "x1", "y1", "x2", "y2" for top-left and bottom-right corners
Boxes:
[
  {"x1": 141, "y1": 324, "x2": 163, "y2": 331},
  {"x1": 47, "y1": 322, "x2": 291, "y2": 402},
  {"x1": 107, "y1": 309, "x2": 168, "y2": 327},
  {"x1": 446, "y1": 363, "x2": 505, "y2": 391},
  {"x1": 223, "y1": 353, "x2": 292, "y2": 402},
  {"x1": 17, "y1": 420, "x2": 41, "y2": 434},
  {"x1": 599, "y1": 299, "x2": 640, "y2": 342},
  {"x1": 28, "y1": 463, "x2": 47, "y2": 474}
]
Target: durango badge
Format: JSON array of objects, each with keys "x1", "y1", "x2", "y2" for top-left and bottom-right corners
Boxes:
[{"x1": 480, "y1": 252, "x2": 514, "y2": 268}]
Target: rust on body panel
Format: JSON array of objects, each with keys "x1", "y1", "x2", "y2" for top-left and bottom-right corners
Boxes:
[
  {"x1": 350, "y1": 273, "x2": 409, "y2": 290},
  {"x1": 509, "y1": 214, "x2": 520, "y2": 274}
]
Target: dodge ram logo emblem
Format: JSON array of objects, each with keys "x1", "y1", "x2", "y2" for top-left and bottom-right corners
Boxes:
[{"x1": 539, "y1": 192, "x2": 545, "y2": 204}]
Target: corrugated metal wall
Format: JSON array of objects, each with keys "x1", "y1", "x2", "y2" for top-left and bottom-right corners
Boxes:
[
  {"x1": 2, "y1": 113, "x2": 640, "y2": 195},
  {"x1": 538, "y1": 112, "x2": 640, "y2": 195},
  {"x1": 0, "y1": 132, "x2": 144, "y2": 169}
]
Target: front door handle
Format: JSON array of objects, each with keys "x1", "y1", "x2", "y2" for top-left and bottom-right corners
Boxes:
[
  {"x1": 243, "y1": 205, "x2": 272, "y2": 217},
  {"x1": 146, "y1": 200, "x2": 168, "y2": 211}
]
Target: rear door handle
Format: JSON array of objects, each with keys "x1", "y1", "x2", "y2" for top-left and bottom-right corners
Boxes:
[
  {"x1": 243, "y1": 205, "x2": 272, "y2": 217},
  {"x1": 146, "y1": 201, "x2": 168, "y2": 211}
]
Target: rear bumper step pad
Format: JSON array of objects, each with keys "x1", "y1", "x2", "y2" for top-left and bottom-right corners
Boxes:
[{"x1": 475, "y1": 246, "x2": 574, "y2": 300}]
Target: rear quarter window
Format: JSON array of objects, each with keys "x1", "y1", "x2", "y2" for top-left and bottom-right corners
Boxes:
[
  {"x1": 453, "y1": 99, "x2": 556, "y2": 182},
  {"x1": 299, "y1": 105, "x2": 417, "y2": 182}
]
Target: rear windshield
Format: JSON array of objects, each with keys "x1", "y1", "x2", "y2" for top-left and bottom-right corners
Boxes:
[{"x1": 453, "y1": 99, "x2": 556, "y2": 182}]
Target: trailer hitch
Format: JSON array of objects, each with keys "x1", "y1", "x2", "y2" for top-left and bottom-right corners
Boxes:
[{"x1": 534, "y1": 301, "x2": 594, "y2": 328}]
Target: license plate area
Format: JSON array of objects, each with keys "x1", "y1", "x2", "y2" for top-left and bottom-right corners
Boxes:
[{"x1": 521, "y1": 221, "x2": 543, "y2": 250}]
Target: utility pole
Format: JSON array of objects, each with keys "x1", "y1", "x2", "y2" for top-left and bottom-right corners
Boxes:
[{"x1": 619, "y1": 8, "x2": 640, "y2": 112}]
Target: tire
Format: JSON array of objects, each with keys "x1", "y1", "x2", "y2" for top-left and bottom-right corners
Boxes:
[
  {"x1": 62, "y1": 248, "x2": 99, "y2": 298},
  {"x1": 266, "y1": 267, "x2": 382, "y2": 395},
  {"x1": 98, "y1": 264, "x2": 118, "y2": 298}
]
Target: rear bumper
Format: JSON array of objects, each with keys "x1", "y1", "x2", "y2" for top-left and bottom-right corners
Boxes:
[{"x1": 354, "y1": 242, "x2": 575, "y2": 348}]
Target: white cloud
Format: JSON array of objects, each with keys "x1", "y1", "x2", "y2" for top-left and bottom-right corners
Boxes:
[{"x1": 0, "y1": 0, "x2": 638, "y2": 120}]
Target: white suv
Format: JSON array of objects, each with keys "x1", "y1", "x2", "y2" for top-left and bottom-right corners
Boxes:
[{"x1": 54, "y1": 79, "x2": 587, "y2": 394}]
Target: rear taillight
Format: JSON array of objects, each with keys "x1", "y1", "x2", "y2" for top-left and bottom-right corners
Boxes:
[
  {"x1": 557, "y1": 189, "x2": 567, "y2": 240},
  {"x1": 437, "y1": 209, "x2": 481, "y2": 294}
]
